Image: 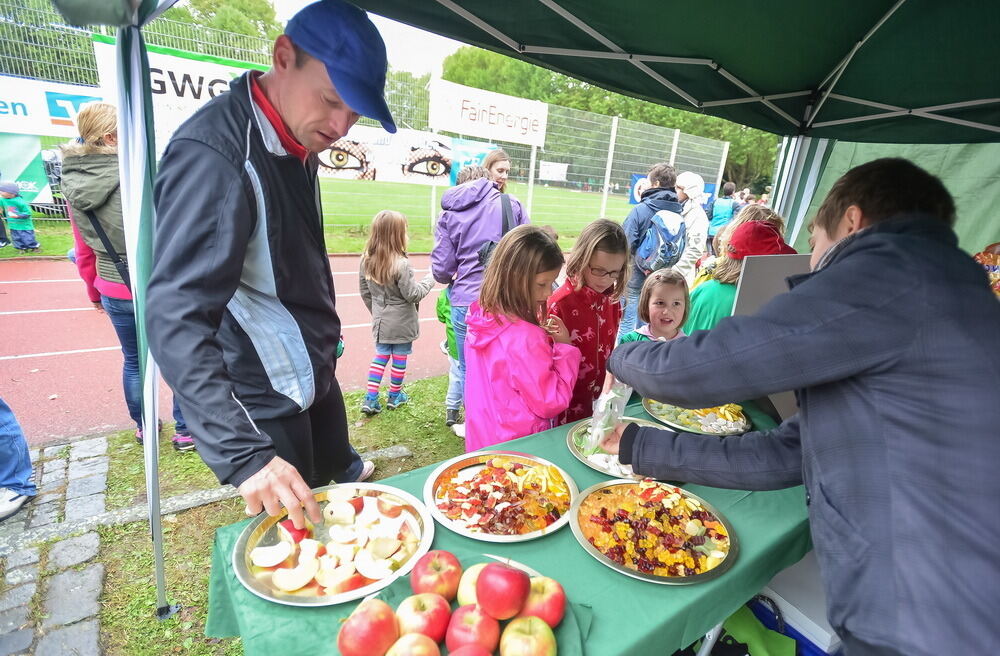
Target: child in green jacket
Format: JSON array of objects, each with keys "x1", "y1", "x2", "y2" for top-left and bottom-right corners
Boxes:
[{"x1": 0, "y1": 182, "x2": 39, "y2": 252}]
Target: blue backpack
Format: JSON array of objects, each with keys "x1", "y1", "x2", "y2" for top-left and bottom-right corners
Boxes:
[{"x1": 635, "y1": 209, "x2": 686, "y2": 273}]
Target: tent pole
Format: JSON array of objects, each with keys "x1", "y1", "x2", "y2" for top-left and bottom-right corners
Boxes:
[
  {"x1": 715, "y1": 141, "x2": 729, "y2": 195},
  {"x1": 527, "y1": 145, "x2": 537, "y2": 218},
  {"x1": 600, "y1": 116, "x2": 618, "y2": 217}
]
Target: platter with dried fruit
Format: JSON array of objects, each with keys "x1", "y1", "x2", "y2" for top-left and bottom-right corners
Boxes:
[
  {"x1": 423, "y1": 451, "x2": 578, "y2": 542},
  {"x1": 566, "y1": 416, "x2": 663, "y2": 478},
  {"x1": 643, "y1": 399, "x2": 750, "y2": 436},
  {"x1": 570, "y1": 478, "x2": 738, "y2": 584},
  {"x1": 232, "y1": 483, "x2": 434, "y2": 606}
]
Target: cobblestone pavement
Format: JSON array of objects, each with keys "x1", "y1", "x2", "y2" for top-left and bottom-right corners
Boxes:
[
  {"x1": 0, "y1": 438, "x2": 106, "y2": 655},
  {"x1": 0, "y1": 438, "x2": 413, "y2": 655}
]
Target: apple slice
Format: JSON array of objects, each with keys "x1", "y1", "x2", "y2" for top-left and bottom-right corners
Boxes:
[
  {"x1": 356, "y1": 497, "x2": 382, "y2": 528},
  {"x1": 277, "y1": 519, "x2": 310, "y2": 544},
  {"x1": 250, "y1": 541, "x2": 294, "y2": 569},
  {"x1": 326, "y1": 542, "x2": 360, "y2": 564},
  {"x1": 377, "y1": 497, "x2": 404, "y2": 519},
  {"x1": 272, "y1": 557, "x2": 320, "y2": 592},
  {"x1": 328, "y1": 524, "x2": 358, "y2": 544},
  {"x1": 368, "y1": 537, "x2": 402, "y2": 560},
  {"x1": 299, "y1": 538, "x2": 323, "y2": 561},
  {"x1": 324, "y1": 501, "x2": 358, "y2": 525},
  {"x1": 354, "y1": 548, "x2": 395, "y2": 580},
  {"x1": 370, "y1": 515, "x2": 407, "y2": 540},
  {"x1": 315, "y1": 558, "x2": 347, "y2": 588}
]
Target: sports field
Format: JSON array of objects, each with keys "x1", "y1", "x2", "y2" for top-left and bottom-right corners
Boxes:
[
  {"x1": 0, "y1": 179, "x2": 636, "y2": 258},
  {"x1": 317, "y1": 178, "x2": 635, "y2": 251}
]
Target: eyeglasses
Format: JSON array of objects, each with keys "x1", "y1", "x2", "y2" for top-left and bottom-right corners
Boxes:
[{"x1": 588, "y1": 267, "x2": 620, "y2": 279}]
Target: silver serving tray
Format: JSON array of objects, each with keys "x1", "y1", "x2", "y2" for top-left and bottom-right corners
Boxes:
[
  {"x1": 565, "y1": 417, "x2": 664, "y2": 478},
  {"x1": 423, "y1": 451, "x2": 578, "y2": 543},
  {"x1": 569, "y1": 479, "x2": 739, "y2": 585},
  {"x1": 232, "y1": 483, "x2": 434, "y2": 607},
  {"x1": 642, "y1": 398, "x2": 749, "y2": 436}
]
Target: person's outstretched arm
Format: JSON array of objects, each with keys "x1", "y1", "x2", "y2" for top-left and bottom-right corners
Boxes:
[{"x1": 603, "y1": 415, "x2": 803, "y2": 491}]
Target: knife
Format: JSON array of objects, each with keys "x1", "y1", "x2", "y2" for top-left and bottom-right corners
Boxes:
[{"x1": 482, "y1": 553, "x2": 543, "y2": 577}]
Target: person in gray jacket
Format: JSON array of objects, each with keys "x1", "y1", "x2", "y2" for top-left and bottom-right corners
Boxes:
[
  {"x1": 602, "y1": 159, "x2": 1000, "y2": 656},
  {"x1": 359, "y1": 210, "x2": 435, "y2": 414}
]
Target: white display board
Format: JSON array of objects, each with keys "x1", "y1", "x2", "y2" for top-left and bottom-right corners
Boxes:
[
  {"x1": 93, "y1": 36, "x2": 264, "y2": 157},
  {"x1": 731, "y1": 253, "x2": 813, "y2": 420},
  {"x1": 429, "y1": 79, "x2": 548, "y2": 147},
  {"x1": 0, "y1": 75, "x2": 103, "y2": 138},
  {"x1": 538, "y1": 160, "x2": 569, "y2": 182}
]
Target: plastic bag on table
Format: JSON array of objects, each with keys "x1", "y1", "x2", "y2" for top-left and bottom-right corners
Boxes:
[{"x1": 584, "y1": 378, "x2": 633, "y2": 455}]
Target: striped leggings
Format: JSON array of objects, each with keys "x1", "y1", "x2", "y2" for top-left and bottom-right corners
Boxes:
[{"x1": 367, "y1": 354, "x2": 408, "y2": 395}]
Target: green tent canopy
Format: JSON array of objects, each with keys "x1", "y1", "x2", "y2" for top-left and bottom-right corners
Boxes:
[
  {"x1": 353, "y1": 0, "x2": 1000, "y2": 143},
  {"x1": 48, "y1": 0, "x2": 999, "y2": 623}
]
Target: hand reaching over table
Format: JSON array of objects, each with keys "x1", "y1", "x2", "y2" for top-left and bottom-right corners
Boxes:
[{"x1": 238, "y1": 456, "x2": 321, "y2": 529}]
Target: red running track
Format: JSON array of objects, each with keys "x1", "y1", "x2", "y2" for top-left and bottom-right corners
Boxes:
[{"x1": 0, "y1": 256, "x2": 448, "y2": 447}]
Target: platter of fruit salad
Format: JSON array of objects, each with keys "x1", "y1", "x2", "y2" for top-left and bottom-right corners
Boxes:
[
  {"x1": 423, "y1": 451, "x2": 578, "y2": 543},
  {"x1": 566, "y1": 416, "x2": 664, "y2": 478},
  {"x1": 232, "y1": 483, "x2": 434, "y2": 606},
  {"x1": 643, "y1": 399, "x2": 750, "y2": 436},
  {"x1": 570, "y1": 478, "x2": 738, "y2": 584}
]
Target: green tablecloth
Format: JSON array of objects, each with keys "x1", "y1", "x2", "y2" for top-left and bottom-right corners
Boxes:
[{"x1": 206, "y1": 405, "x2": 810, "y2": 655}]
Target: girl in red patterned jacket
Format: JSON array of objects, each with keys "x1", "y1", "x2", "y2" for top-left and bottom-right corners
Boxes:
[{"x1": 547, "y1": 219, "x2": 629, "y2": 424}]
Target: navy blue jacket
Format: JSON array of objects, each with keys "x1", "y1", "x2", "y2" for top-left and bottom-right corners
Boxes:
[
  {"x1": 622, "y1": 186, "x2": 682, "y2": 286},
  {"x1": 609, "y1": 215, "x2": 1000, "y2": 654}
]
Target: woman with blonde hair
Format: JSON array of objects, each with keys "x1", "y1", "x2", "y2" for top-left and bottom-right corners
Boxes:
[
  {"x1": 359, "y1": 210, "x2": 435, "y2": 415},
  {"x1": 60, "y1": 102, "x2": 193, "y2": 450},
  {"x1": 482, "y1": 149, "x2": 511, "y2": 193}
]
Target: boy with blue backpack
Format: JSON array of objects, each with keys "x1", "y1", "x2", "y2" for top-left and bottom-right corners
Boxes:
[{"x1": 619, "y1": 163, "x2": 686, "y2": 341}]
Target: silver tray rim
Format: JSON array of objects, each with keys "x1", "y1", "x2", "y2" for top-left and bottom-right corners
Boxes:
[
  {"x1": 422, "y1": 450, "x2": 579, "y2": 543},
  {"x1": 565, "y1": 417, "x2": 664, "y2": 478},
  {"x1": 232, "y1": 482, "x2": 435, "y2": 607},
  {"x1": 569, "y1": 479, "x2": 740, "y2": 585},
  {"x1": 642, "y1": 398, "x2": 750, "y2": 436}
]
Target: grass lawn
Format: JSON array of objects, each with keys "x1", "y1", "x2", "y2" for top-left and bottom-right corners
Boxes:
[
  {"x1": 319, "y1": 178, "x2": 632, "y2": 248},
  {"x1": 1, "y1": 180, "x2": 622, "y2": 260},
  {"x1": 0, "y1": 220, "x2": 74, "y2": 259},
  {"x1": 99, "y1": 375, "x2": 464, "y2": 655}
]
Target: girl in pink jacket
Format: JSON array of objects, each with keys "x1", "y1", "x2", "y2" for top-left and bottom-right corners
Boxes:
[{"x1": 464, "y1": 225, "x2": 581, "y2": 451}]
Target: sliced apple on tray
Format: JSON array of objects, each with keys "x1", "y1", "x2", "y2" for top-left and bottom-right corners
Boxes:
[
  {"x1": 249, "y1": 540, "x2": 294, "y2": 569},
  {"x1": 272, "y1": 556, "x2": 320, "y2": 592}
]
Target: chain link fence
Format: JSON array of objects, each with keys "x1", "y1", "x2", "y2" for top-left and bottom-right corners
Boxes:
[{"x1": 1, "y1": 1, "x2": 729, "y2": 242}]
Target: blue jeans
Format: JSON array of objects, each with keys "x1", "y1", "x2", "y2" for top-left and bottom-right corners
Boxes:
[
  {"x1": 617, "y1": 280, "x2": 646, "y2": 341},
  {"x1": 451, "y1": 304, "x2": 470, "y2": 392},
  {"x1": 374, "y1": 342, "x2": 413, "y2": 356},
  {"x1": 10, "y1": 229, "x2": 38, "y2": 250},
  {"x1": 0, "y1": 398, "x2": 37, "y2": 497},
  {"x1": 446, "y1": 355, "x2": 463, "y2": 411},
  {"x1": 100, "y1": 295, "x2": 186, "y2": 432}
]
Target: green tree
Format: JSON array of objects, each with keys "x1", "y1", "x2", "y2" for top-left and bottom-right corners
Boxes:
[
  {"x1": 442, "y1": 47, "x2": 779, "y2": 189},
  {"x1": 0, "y1": 0, "x2": 98, "y2": 85}
]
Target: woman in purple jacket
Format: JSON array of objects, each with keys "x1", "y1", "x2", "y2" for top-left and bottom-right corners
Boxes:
[{"x1": 431, "y1": 158, "x2": 529, "y2": 389}]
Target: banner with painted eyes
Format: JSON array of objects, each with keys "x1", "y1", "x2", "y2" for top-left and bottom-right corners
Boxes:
[{"x1": 317, "y1": 126, "x2": 454, "y2": 186}]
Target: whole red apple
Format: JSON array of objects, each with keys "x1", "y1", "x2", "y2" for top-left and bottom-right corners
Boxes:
[
  {"x1": 500, "y1": 616, "x2": 557, "y2": 656},
  {"x1": 445, "y1": 604, "x2": 500, "y2": 653},
  {"x1": 396, "y1": 592, "x2": 452, "y2": 643},
  {"x1": 410, "y1": 550, "x2": 462, "y2": 601},
  {"x1": 448, "y1": 646, "x2": 494, "y2": 656},
  {"x1": 337, "y1": 598, "x2": 399, "y2": 656},
  {"x1": 476, "y1": 563, "x2": 531, "y2": 620},
  {"x1": 515, "y1": 576, "x2": 566, "y2": 628},
  {"x1": 385, "y1": 633, "x2": 440, "y2": 656}
]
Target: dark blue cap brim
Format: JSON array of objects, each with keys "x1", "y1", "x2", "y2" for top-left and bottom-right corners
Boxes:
[{"x1": 327, "y1": 66, "x2": 397, "y2": 134}]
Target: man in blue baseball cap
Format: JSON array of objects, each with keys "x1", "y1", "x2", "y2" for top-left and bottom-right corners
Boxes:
[{"x1": 147, "y1": 1, "x2": 395, "y2": 531}]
